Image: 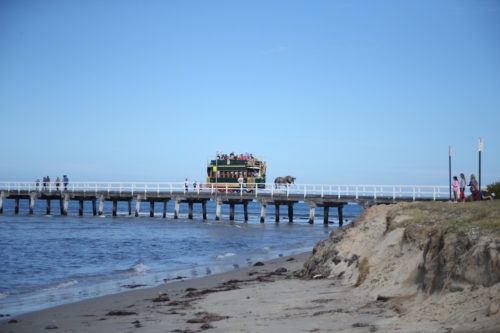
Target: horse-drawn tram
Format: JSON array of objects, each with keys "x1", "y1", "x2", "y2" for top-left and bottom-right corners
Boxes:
[{"x1": 206, "y1": 153, "x2": 266, "y2": 189}]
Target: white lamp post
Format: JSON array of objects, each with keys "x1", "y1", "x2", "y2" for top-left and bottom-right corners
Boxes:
[{"x1": 479, "y1": 138, "x2": 483, "y2": 197}]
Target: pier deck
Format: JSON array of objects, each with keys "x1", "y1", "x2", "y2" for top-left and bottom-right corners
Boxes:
[{"x1": 0, "y1": 182, "x2": 449, "y2": 225}]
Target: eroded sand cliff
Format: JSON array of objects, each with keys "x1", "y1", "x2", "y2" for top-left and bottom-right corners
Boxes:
[{"x1": 302, "y1": 201, "x2": 500, "y2": 332}]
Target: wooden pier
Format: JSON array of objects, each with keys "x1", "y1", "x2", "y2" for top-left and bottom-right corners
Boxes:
[{"x1": 0, "y1": 182, "x2": 449, "y2": 225}]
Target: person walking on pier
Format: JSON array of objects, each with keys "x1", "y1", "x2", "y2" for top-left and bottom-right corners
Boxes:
[
  {"x1": 35, "y1": 179, "x2": 40, "y2": 191},
  {"x1": 459, "y1": 173, "x2": 466, "y2": 202},
  {"x1": 55, "y1": 176, "x2": 61, "y2": 191},
  {"x1": 184, "y1": 178, "x2": 189, "y2": 192},
  {"x1": 63, "y1": 175, "x2": 69, "y2": 191}
]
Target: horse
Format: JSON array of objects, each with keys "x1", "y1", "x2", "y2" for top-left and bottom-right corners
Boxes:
[{"x1": 274, "y1": 176, "x2": 296, "y2": 188}]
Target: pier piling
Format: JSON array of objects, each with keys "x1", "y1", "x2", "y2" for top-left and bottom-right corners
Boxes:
[
  {"x1": 308, "y1": 204, "x2": 316, "y2": 224},
  {"x1": 29, "y1": 193, "x2": 36, "y2": 215},
  {"x1": 15, "y1": 197, "x2": 19, "y2": 214},
  {"x1": 135, "y1": 198, "x2": 141, "y2": 217},
  {"x1": 260, "y1": 203, "x2": 267, "y2": 223},
  {"x1": 79, "y1": 199, "x2": 84, "y2": 216},
  {"x1": 62, "y1": 195, "x2": 69, "y2": 216},
  {"x1": 323, "y1": 206, "x2": 329, "y2": 225},
  {"x1": 92, "y1": 198, "x2": 97, "y2": 216},
  {"x1": 47, "y1": 199, "x2": 51, "y2": 215},
  {"x1": 163, "y1": 200, "x2": 167, "y2": 218},
  {"x1": 128, "y1": 199, "x2": 132, "y2": 216},
  {"x1": 202, "y1": 201, "x2": 207, "y2": 220},
  {"x1": 243, "y1": 201, "x2": 248, "y2": 222},
  {"x1": 216, "y1": 200, "x2": 221, "y2": 221},
  {"x1": 99, "y1": 195, "x2": 105, "y2": 216},
  {"x1": 112, "y1": 199, "x2": 117, "y2": 217},
  {"x1": 0, "y1": 192, "x2": 4, "y2": 214},
  {"x1": 229, "y1": 203, "x2": 235, "y2": 221},
  {"x1": 174, "y1": 200, "x2": 180, "y2": 219},
  {"x1": 59, "y1": 197, "x2": 64, "y2": 215},
  {"x1": 275, "y1": 204, "x2": 280, "y2": 223},
  {"x1": 188, "y1": 202, "x2": 193, "y2": 219},
  {"x1": 338, "y1": 205, "x2": 344, "y2": 227},
  {"x1": 150, "y1": 201, "x2": 155, "y2": 217},
  {"x1": 288, "y1": 203, "x2": 293, "y2": 223}
]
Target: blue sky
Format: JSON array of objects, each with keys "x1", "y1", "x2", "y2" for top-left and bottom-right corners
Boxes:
[{"x1": 1, "y1": 0, "x2": 499, "y2": 185}]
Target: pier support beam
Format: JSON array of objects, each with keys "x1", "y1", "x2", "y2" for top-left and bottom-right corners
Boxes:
[
  {"x1": 135, "y1": 198, "x2": 141, "y2": 217},
  {"x1": 323, "y1": 206, "x2": 329, "y2": 225},
  {"x1": 92, "y1": 198, "x2": 97, "y2": 216},
  {"x1": 59, "y1": 197, "x2": 64, "y2": 215},
  {"x1": 338, "y1": 205, "x2": 344, "y2": 227},
  {"x1": 216, "y1": 200, "x2": 221, "y2": 221},
  {"x1": 79, "y1": 199, "x2": 84, "y2": 216},
  {"x1": 202, "y1": 201, "x2": 207, "y2": 220},
  {"x1": 0, "y1": 192, "x2": 5, "y2": 214},
  {"x1": 63, "y1": 195, "x2": 69, "y2": 216},
  {"x1": 308, "y1": 204, "x2": 316, "y2": 224},
  {"x1": 188, "y1": 202, "x2": 193, "y2": 220},
  {"x1": 29, "y1": 193, "x2": 36, "y2": 215},
  {"x1": 243, "y1": 201, "x2": 248, "y2": 222},
  {"x1": 99, "y1": 195, "x2": 105, "y2": 216},
  {"x1": 128, "y1": 199, "x2": 132, "y2": 216},
  {"x1": 150, "y1": 201, "x2": 155, "y2": 217},
  {"x1": 229, "y1": 203, "x2": 235, "y2": 221},
  {"x1": 163, "y1": 200, "x2": 167, "y2": 218},
  {"x1": 113, "y1": 199, "x2": 117, "y2": 217},
  {"x1": 288, "y1": 203, "x2": 293, "y2": 223},
  {"x1": 275, "y1": 204, "x2": 280, "y2": 223},
  {"x1": 260, "y1": 203, "x2": 267, "y2": 223},
  {"x1": 46, "y1": 199, "x2": 52, "y2": 215},
  {"x1": 15, "y1": 197, "x2": 20, "y2": 215},
  {"x1": 174, "y1": 200, "x2": 180, "y2": 219}
]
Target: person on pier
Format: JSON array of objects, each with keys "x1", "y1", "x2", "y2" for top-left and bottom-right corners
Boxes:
[
  {"x1": 63, "y1": 175, "x2": 69, "y2": 191},
  {"x1": 55, "y1": 176, "x2": 61, "y2": 191}
]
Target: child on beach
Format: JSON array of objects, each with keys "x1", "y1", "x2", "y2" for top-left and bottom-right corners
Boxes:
[
  {"x1": 459, "y1": 173, "x2": 466, "y2": 202},
  {"x1": 453, "y1": 176, "x2": 459, "y2": 202}
]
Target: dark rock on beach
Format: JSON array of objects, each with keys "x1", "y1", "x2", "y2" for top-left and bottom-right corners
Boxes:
[
  {"x1": 275, "y1": 267, "x2": 288, "y2": 274},
  {"x1": 152, "y1": 293, "x2": 170, "y2": 302},
  {"x1": 106, "y1": 310, "x2": 137, "y2": 316}
]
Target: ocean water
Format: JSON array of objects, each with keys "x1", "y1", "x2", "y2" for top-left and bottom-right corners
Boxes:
[{"x1": 0, "y1": 199, "x2": 362, "y2": 317}]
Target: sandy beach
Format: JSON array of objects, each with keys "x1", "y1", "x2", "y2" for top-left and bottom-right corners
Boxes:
[
  {"x1": 0, "y1": 252, "x2": 423, "y2": 333},
  {"x1": 2, "y1": 202, "x2": 500, "y2": 333}
]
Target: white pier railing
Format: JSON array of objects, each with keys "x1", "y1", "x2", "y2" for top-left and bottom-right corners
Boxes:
[{"x1": 0, "y1": 181, "x2": 450, "y2": 201}]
